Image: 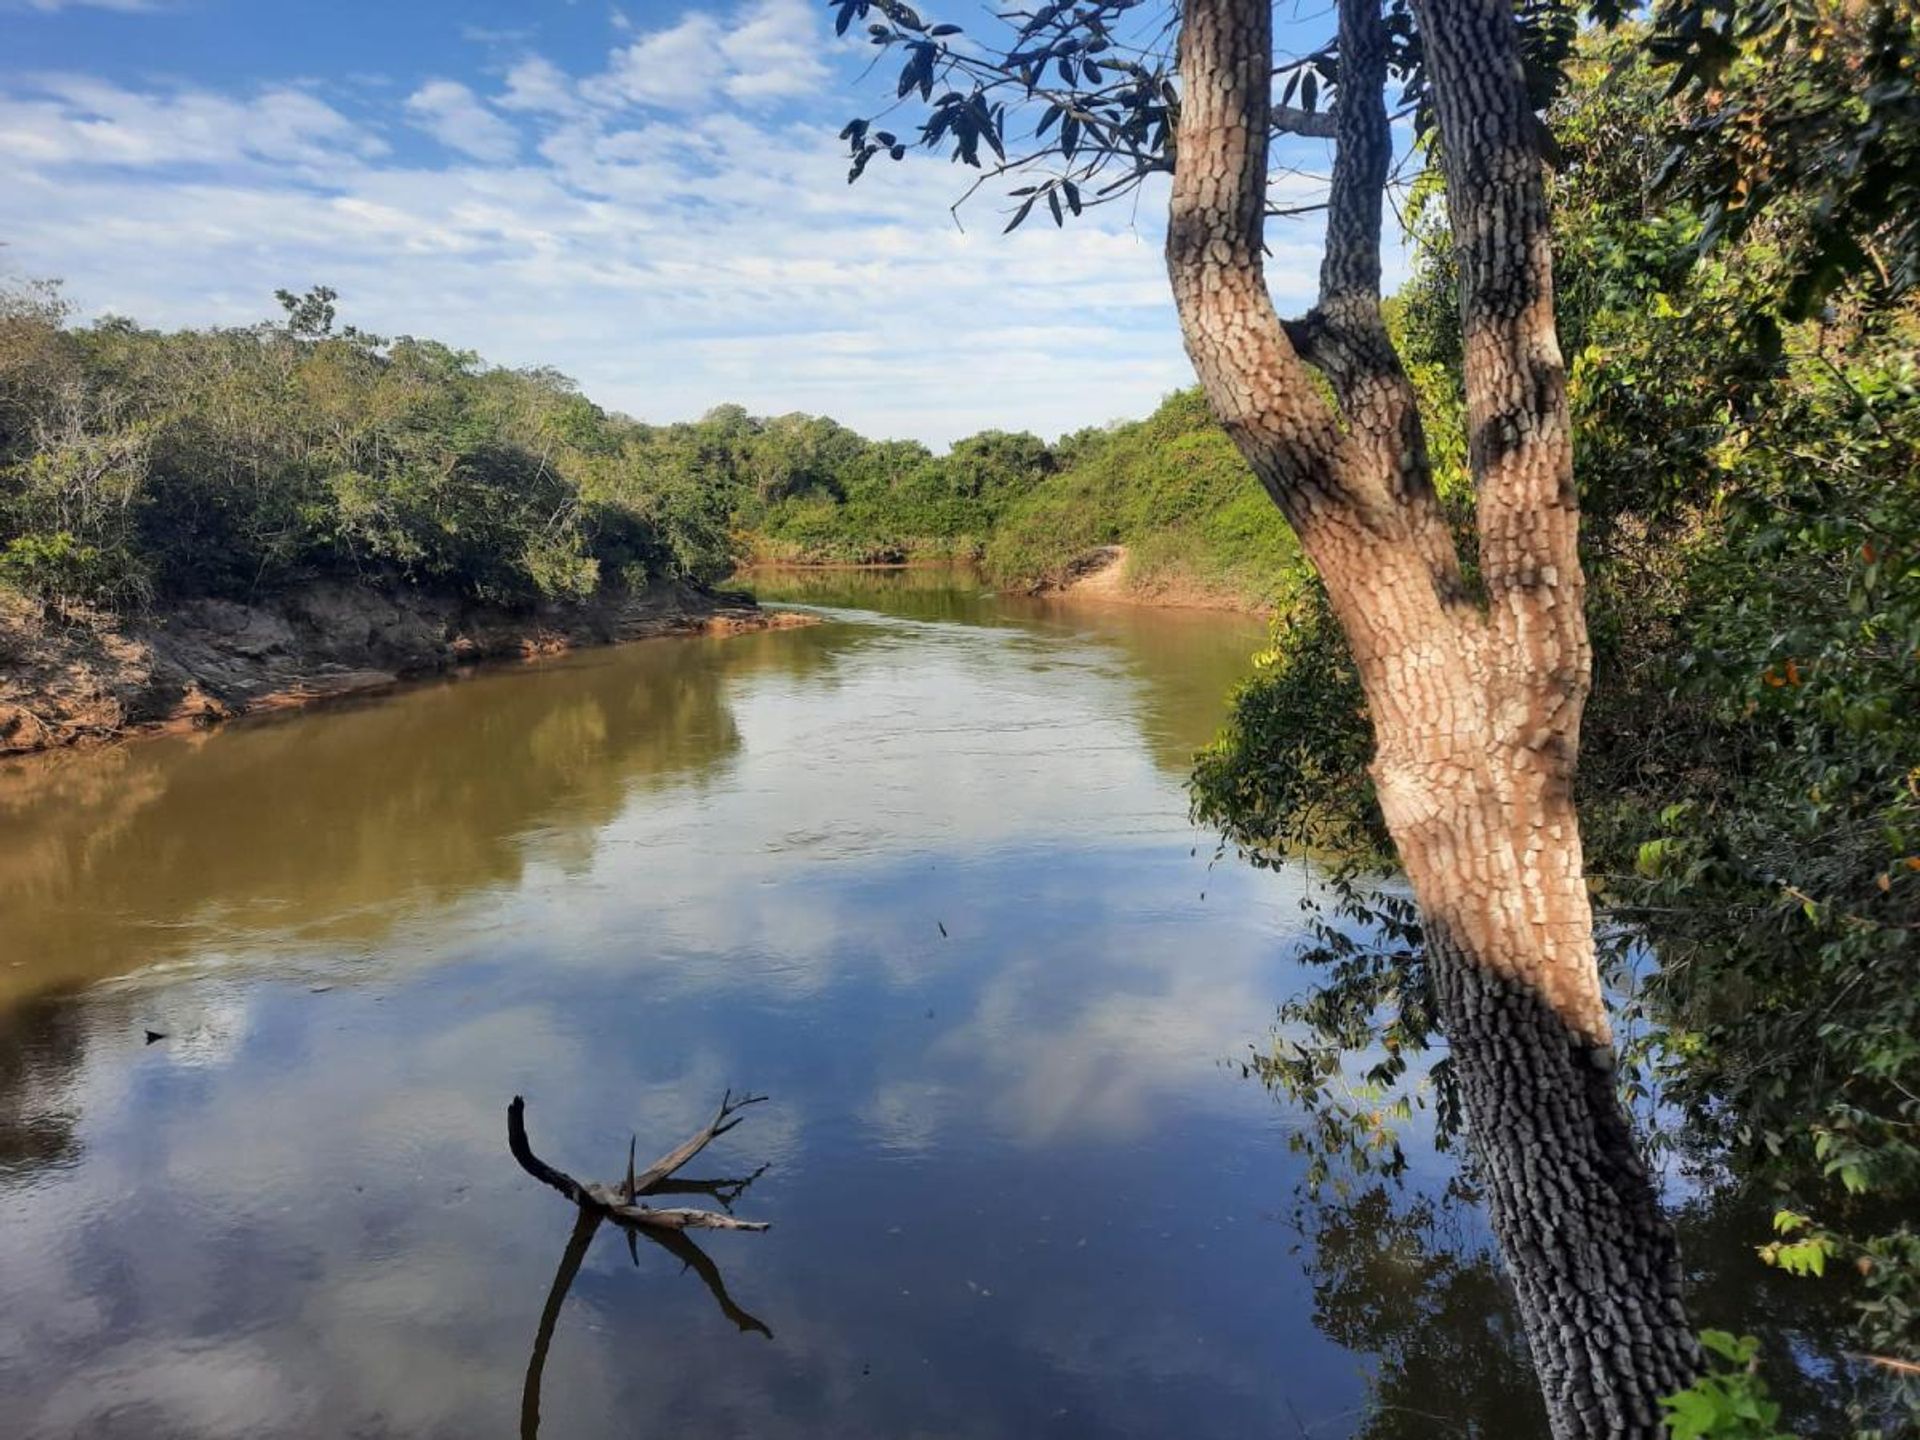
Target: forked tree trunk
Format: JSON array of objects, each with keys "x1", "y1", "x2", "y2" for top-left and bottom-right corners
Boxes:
[{"x1": 1167, "y1": 0, "x2": 1701, "y2": 1433}]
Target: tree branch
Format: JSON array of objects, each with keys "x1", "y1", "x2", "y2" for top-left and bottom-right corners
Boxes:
[
  {"x1": 1410, "y1": 0, "x2": 1588, "y2": 759},
  {"x1": 508, "y1": 1096, "x2": 597, "y2": 1208},
  {"x1": 1301, "y1": 0, "x2": 1462, "y2": 598},
  {"x1": 1407, "y1": 0, "x2": 1607, "y2": 1050},
  {"x1": 644, "y1": 1165, "x2": 770, "y2": 1212},
  {"x1": 1272, "y1": 103, "x2": 1338, "y2": 138},
  {"x1": 631, "y1": 1223, "x2": 774, "y2": 1336},
  {"x1": 520, "y1": 1207, "x2": 602, "y2": 1440},
  {"x1": 508, "y1": 1094, "x2": 772, "y2": 1232},
  {"x1": 627, "y1": 1088, "x2": 768, "y2": 1197},
  {"x1": 591, "y1": 1195, "x2": 770, "y2": 1231},
  {"x1": 1166, "y1": 0, "x2": 1368, "y2": 524}
]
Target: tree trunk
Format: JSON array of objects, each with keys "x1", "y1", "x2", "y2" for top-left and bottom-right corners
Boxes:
[{"x1": 1165, "y1": 0, "x2": 1703, "y2": 1433}]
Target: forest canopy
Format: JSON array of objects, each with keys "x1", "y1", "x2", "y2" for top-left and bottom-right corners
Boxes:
[{"x1": 0, "y1": 283, "x2": 1300, "y2": 616}]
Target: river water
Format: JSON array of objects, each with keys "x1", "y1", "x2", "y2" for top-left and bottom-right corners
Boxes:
[{"x1": 1, "y1": 570, "x2": 1567, "y2": 1438}]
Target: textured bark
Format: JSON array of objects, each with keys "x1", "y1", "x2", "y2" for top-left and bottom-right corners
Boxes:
[{"x1": 1166, "y1": 0, "x2": 1701, "y2": 1433}]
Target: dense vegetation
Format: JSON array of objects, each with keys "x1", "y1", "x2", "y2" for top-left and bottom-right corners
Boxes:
[
  {"x1": 1192, "y1": 31, "x2": 1918, "y2": 1435},
  {"x1": 0, "y1": 284, "x2": 1297, "y2": 621},
  {"x1": 0, "y1": 284, "x2": 737, "y2": 612},
  {"x1": 984, "y1": 390, "x2": 1305, "y2": 603},
  {"x1": 3, "y1": 5, "x2": 1912, "y2": 1430},
  {"x1": 562, "y1": 389, "x2": 1307, "y2": 603},
  {"x1": 729, "y1": 416, "x2": 1045, "y2": 565}
]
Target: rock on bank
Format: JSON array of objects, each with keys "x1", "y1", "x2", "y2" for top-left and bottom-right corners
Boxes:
[{"x1": 0, "y1": 580, "x2": 811, "y2": 756}]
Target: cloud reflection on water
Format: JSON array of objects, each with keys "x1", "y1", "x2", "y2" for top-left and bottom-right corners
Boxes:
[{"x1": 0, "y1": 578, "x2": 1506, "y2": 1439}]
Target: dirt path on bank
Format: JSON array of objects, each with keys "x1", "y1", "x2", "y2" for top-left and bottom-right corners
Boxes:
[
  {"x1": 1057, "y1": 545, "x2": 1135, "y2": 601},
  {"x1": 1047, "y1": 545, "x2": 1264, "y2": 615}
]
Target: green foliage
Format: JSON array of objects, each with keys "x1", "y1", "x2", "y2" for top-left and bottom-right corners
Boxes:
[
  {"x1": 1597, "y1": 314, "x2": 1920, "y2": 1414},
  {"x1": 1, "y1": 285, "x2": 1303, "y2": 621},
  {"x1": 1193, "y1": 577, "x2": 1377, "y2": 858},
  {"x1": 0, "y1": 532, "x2": 134, "y2": 610},
  {"x1": 1193, "y1": 33, "x2": 1920, "y2": 1427},
  {"x1": 1660, "y1": 1333, "x2": 1794, "y2": 1440},
  {"x1": 698, "y1": 412, "x2": 1051, "y2": 564},
  {"x1": 984, "y1": 388, "x2": 1308, "y2": 606},
  {"x1": 1293, "y1": 1178, "x2": 1550, "y2": 1437},
  {"x1": 1643, "y1": 0, "x2": 1920, "y2": 316},
  {"x1": 0, "y1": 286, "x2": 745, "y2": 612},
  {"x1": 716, "y1": 386, "x2": 1305, "y2": 605}
]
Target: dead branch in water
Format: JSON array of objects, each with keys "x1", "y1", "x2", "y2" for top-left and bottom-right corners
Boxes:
[
  {"x1": 507, "y1": 1092, "x2": 771, "y2": 1230},
  {"x1": 511, "y1": 1092, "x2": 774, "y2": 1438}
]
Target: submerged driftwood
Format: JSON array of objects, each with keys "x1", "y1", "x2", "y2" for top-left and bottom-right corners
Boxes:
[
  {"x1": 508, "y1": 1090, "x2": 771, "y2": 1230},
  {"x1": 509, "y1": 1092, "x2": 774, "y2": 1439}
]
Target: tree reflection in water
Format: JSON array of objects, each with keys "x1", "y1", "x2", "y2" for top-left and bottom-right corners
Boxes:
[
  {"x1": 1288, "y1": 1177, "x2": 1549, "y2": 1439},
  {"x1": 1278, "y1": 1140, "x2": 1889, "y2": 1435}
]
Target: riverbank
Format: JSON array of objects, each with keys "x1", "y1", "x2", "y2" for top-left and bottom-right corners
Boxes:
[
  {"x1": 735, "y1": 548, "x2": 1271, "y2": 616},
  {"x1": 1020, "y1": 545, "x2": 1270, "y2": 615},
  {"x1": 0, "y1": 580, "x2": 813, "y2": 756},
  {"x1": 738, "y1": 535, "x2": 983, "y2": 568}
]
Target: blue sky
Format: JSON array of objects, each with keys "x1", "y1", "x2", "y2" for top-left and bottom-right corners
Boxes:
[{"x1": 1, "y1": 0, "x2": 1361, "y2": 444}]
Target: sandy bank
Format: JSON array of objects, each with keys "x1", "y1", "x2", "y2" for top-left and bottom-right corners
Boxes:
[{"x1": 1028, "y1": 546, "x2": 1268, "y2": 615}]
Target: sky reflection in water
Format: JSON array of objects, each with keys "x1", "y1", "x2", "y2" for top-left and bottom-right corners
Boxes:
[{"x1": 0, "y1": 571, "x2": 1535, "y2": 1440}]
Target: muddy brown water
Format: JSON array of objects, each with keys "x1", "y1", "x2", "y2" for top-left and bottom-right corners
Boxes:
[{"x1": 0, "y1": 569, "x2": 1837, "y2": 1438}]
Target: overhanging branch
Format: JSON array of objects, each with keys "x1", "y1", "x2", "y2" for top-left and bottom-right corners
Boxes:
[{"x1": 1272, "y1": 103, "x2": 1338, "y2": 138}]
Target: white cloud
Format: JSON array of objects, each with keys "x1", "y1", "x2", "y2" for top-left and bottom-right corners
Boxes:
[
  {"x1": 404, "y1": 79, "x2": 521, "y2": 163},
  {"x1": 582, "y1": 0, "x2": 827, "y2": 112},
  {"x1": 0, "y1": 76, "x2": 384, "y2": 170},
  {"x1": 0, "y1": 0, "x2": 1357, "y2": 442},
  {"x1": 584, "y1": 14, "x2": 732, "y2": 110},
  {"x1": 458, "y1": 23, "x2": 534, "y2": 45},
  {"x1": 497, "y1": 56, "x2": 580, "y2": 116},
  {"x1": 718, "y1": 0, "x2": 833, "y2": 102},
  {"x1": 15, "y1": 0, "x2": 161, "y2": 10}
]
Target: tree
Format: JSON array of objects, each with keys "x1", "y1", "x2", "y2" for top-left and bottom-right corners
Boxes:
[
  {"x1": 1198, "y1": 30, "x2": 1920, "y2": 1423},
  {"x1": 833, "y1": 0, "x2": 1699, "y2": 1432},
  {"x1": 1172, "y1": 12, "x2": 1701, "y2": 1429},
  {"x1": 1642, "y1": 0, "x2": 1919, "y2": 317}
]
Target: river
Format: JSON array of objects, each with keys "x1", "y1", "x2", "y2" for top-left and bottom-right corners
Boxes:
[{"x1": 0, "y1": 569, "x2": 1712, "y2": 1437}]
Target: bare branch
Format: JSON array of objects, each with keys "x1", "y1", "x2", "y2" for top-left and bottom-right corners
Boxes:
[
  {"x1": 634, "y1": 1223, "x2": 774, "y2": 1336},
  {"x1": 593, "y1": 1195, "x2": 771, "y2": 1232},
  {"x1": 1271, "y1": 104, "x2": 1338, "y2": 138},
  {"x1": 645, "y1": 1164, "x2": 771, "y2": 1212},
  {"x1": 508, "y1": 1095, "x2": 597, "y2": 1208},
  {"x1": 517, "y1": 1183, "x2": 772, "y2": 1435},
  {"x1": 520, "y1": 1207, "x2": 601, "y2": 1440},
  {"x1": 508, "y1": 1093, "x2": 772, "y2": 1232},
  {"x1": 627, "y1": 1088, "x2": 768, "y2": 1196}
]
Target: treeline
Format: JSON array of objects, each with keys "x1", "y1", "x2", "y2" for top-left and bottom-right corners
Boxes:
[
  {"x1": 0, "y1": 284, "x2": 736, "y2": 612},
  {"x1": 1194, "y1": 33, "x2": 1918, "y2": 1428},
  {"x1": 0, "y1": 283, "x2": 1299, "y2": 619}
]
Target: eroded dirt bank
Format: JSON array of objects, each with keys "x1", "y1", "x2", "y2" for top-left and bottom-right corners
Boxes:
[
  {"x1": 0, "y1": 580, "x2": 812, "y2": 756},
  {"x1": 1024, "y1": 546, "x2": 1267, "y2": 615}
]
